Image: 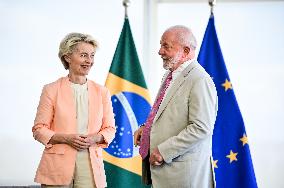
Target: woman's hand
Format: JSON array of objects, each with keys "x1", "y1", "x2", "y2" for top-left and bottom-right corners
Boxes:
[
  {"x1": 82, "y1": 134, "x2": 104, "y2": 146},
  {"x1": 65, "y1": 134, "x2": 91, "y2": 151},
  {"x1": 49, "y1": 134, "x2": 91, "y2": 151}
]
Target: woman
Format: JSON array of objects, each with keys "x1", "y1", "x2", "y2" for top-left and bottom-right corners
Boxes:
[{"x1": 32, "y1": 33, "x2": 116, "y2": 188}]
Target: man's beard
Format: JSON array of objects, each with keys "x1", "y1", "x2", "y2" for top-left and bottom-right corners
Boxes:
[{"x1": 162, "y1": 51, "x2": 183, "y2": 70}]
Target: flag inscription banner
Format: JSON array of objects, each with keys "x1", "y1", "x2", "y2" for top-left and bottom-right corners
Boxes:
[
  {"x1": 104, "y1": 18, "x2": 151, "y2": 188},
  {"x1": 197, "y1": 15, "x2": 258, "y2": 188}
]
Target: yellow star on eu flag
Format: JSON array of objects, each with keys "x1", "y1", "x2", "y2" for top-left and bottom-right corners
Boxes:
[
  {"x1": 240, "y1": 133, "x2": 249, "y2": 146},
  {"x1": 226, "y1": 150, "x2": 238, "y2": 163},
  {"x1": 222, "y1": 79, "x2": 233, "y2": 91},
  {"x1": 213, "y1": 160, "x2": 218, "y2": 168}
]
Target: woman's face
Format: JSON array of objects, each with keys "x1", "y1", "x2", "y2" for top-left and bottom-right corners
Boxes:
[{"x1": 66, "y1": 42, "x2": 95, "y2": 76}]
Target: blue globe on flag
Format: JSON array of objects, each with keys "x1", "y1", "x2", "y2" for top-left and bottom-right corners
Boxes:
[{"x1": 104, "y1": 91, "x2": 151, "y2": 158}]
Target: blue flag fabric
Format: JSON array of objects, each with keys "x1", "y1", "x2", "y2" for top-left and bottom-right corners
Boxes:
[{"x1": 197, "y1": 15, "x2": 258, "y2": 188}]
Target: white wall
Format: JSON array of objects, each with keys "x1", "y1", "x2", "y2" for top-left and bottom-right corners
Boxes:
[
  {"x1": 0, "y1": 0, "x2": 144, "y2": 185},
  {"x1": 155, "y1": 2, "x2": 284, "y2": 188},
  {"x1": 0, "y1": 0, "x2": 283, "y2": 187}
]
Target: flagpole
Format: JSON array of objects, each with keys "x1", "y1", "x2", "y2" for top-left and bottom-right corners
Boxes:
[
  {"x1": 209, "y1": 0, "x2": 216, "y2": 16},
  {"x1": 123, "y1": 0, "x2": 130, "y2": 19}
]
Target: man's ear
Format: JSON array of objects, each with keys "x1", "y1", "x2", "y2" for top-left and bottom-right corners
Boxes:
[{"x1": 184, "y1": 46, "x2": 190, "y2": 56}]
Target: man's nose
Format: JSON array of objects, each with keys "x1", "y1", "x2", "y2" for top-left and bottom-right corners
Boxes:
[{"x1": 158, "y1": 48, "x2": 164, "y2": 55}]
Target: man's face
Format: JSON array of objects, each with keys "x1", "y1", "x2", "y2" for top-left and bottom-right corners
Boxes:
[{"x1": 158, "y1": 31, "x2": 183, "y2": 71}]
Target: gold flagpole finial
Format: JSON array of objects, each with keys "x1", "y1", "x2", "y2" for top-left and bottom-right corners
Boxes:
[
  {"x1": 209, "y1": 0, "x2": 216, "y2": 16},
  {"x1": 123, "y1": 0, "x2": 130, "y2": 18}
]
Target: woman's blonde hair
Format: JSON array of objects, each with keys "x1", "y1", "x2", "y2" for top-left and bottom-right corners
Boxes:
[{"x1": 58, "y1": 33, "x2": 98, "y2": 70}]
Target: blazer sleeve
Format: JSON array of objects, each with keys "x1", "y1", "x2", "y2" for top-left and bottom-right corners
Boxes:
[
  {"x1": 97, "y1": 87, "x2": 116, "y2": 148},
  {"x1": 158, "y1": 77, "x2": 218, "y2": 163},
  {"x1": 32, "y1": 84, "x2": 56, "y2": 148}
]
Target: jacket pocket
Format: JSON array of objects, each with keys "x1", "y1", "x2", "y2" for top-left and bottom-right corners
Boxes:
[
  {"x1": 172, "y1": 151, "x2": 200, "y2": 162},
  {"x1": 43, "y1": 144, "x2": 65, "y2": 154},
  {"x1": 39, "y1": 145, "x2": 66, "y2": 175}
]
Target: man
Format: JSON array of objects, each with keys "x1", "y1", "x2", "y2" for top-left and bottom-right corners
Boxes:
[{"x1": 134, "y1": 25, "x2": 218, "y2": 188}]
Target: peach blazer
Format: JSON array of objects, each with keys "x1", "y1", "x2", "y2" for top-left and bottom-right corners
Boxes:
[{"x1": 32, "y1": 76, "x2": 116, "y2": 188}]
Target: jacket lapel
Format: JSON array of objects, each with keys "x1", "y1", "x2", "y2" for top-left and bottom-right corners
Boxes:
[
  {"x1": 62, "y1": 78, "x2": 100, "y2": 134},
  {"x1": 87, "y1": 80, "x2": 99, "y2": 133},
  {"x1": 61, "y1": 77, "x2": 77, "y2": 130},
  {"x1": 153, "y1": 61, "x2": 197, "y2": 123}
]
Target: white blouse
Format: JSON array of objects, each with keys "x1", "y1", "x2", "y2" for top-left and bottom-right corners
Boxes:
[
  {"x1": 70, "y1": 82, "x2": 89, "y2": 135},
  {"x1": 70, "y1": 82, "x2": 96, "y2": 187}
]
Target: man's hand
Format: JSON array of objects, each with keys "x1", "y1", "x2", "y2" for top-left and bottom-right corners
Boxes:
[
  {"x1": 149, "y1": 147, "x2": 164, "y2": 166},
  {"x1": 134, "y1": 125, "x2": 144, "y2": 147}
]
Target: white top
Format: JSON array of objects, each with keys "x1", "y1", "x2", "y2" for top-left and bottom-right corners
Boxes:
[
  {"x1": 70, "y1": 81, "x2": 96, "y2": 187},
  {"x1": 70, "y1": 82, "x2": 89, "y2": 135}
]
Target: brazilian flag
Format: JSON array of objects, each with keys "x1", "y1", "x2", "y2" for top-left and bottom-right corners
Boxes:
[{"x1": 104, "y1": 18, "x2": 151, "y2": 187}]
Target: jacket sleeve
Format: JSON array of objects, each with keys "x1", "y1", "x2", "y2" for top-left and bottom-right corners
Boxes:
[
  {"x1": 158, "y1": 77, "x2": 218, "y2": 163},
  {"x1": 32, "y1": 84, "x2": 55, "y2": 148},
  {"x1": 97, "y1": 87, "x2": 116, "y2": 148}
]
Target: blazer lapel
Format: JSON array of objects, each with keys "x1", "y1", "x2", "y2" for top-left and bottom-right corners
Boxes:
[
  {"x1": 60, "y1": 77, "x2": 77, "y2": 131},
  {"x1": 87, "y1": 80, "x2": 99, "y2": 133},
  {"x1": 153, "y1": 61, "x2": 197, "y2": 123}
]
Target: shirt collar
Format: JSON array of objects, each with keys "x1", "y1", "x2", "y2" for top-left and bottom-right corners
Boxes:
[{"x1": 171, "y1": 59, "x2": 195, "y2": 81}]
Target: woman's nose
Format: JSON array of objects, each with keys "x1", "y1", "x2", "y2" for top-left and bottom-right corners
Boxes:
[{"x1": 85, "y1": 56, "x2": 93, "y2": 63}]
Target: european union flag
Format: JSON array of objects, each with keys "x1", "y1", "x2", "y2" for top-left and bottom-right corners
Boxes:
[{"x1": 197, "y1": 15, "x2": 258, "y2": 188}]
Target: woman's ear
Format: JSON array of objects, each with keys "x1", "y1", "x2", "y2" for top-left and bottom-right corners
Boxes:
[{"x1": 64, "y1": 55, "x2": 70, "y2": 63}]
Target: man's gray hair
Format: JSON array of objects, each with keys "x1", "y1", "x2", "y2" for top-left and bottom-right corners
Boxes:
[{"x1": 165, "y1": 25, "x2": 197, "y2": 50}]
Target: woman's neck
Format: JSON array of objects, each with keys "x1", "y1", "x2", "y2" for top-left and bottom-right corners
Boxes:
[{"x1": 68, "y1": 73, "x2": 87, "y2": 85}]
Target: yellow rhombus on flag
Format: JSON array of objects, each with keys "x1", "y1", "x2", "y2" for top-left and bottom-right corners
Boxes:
[{"x1": 103, "y1": 17, "x2": 151, "y2": 188}]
